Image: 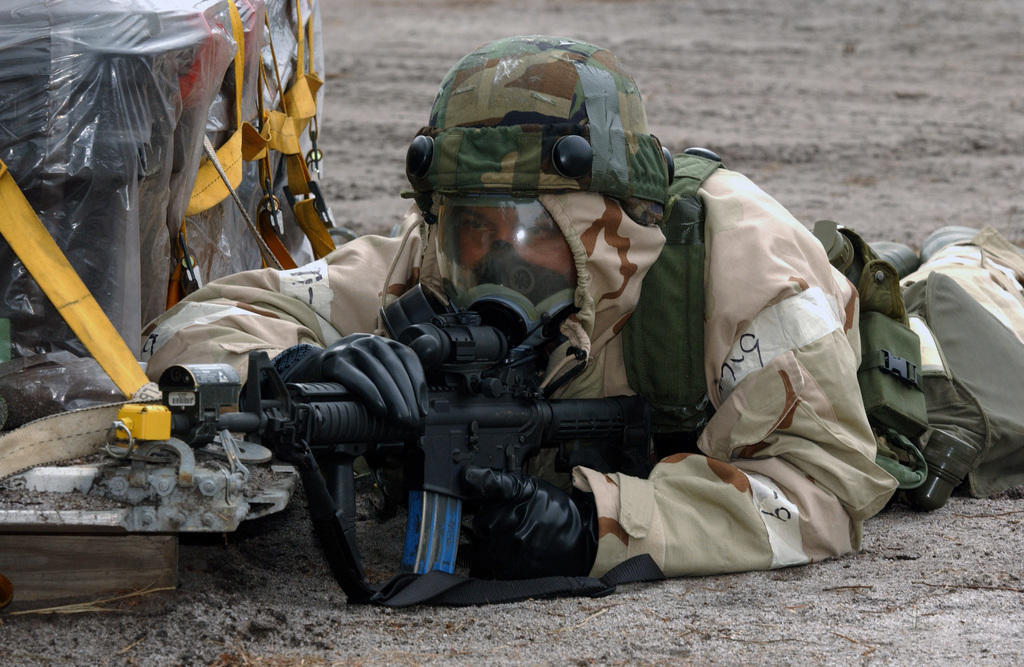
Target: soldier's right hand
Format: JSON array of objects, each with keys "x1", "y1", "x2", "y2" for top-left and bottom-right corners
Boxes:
[{"x1": 461, "y1": 467, "x2": 599, "y2": 580}]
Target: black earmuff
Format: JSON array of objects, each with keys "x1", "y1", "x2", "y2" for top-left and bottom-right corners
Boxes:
[
  {"x1": 682, "y1": 146, "x2": 722, "y2": 163},
  {"x1": 407, "y1": 135, "x2": 434, "y2": 178},
  {"x1": 662, "y1": 146, "x2": 675, "y2": 183},
  {"x1": 551, "y1": 135, "x2": 593, "y2": 178}
]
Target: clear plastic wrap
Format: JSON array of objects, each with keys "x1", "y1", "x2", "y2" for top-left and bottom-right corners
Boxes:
[
  {"x1": 0, "y1": 0, "x2": 235, "y2": 416},
  {"x1": 150, "y1": 0, "x2": 265, "y2": 327},
  {"x1": 0, "y1": 0, "x2": 326, "y2": 426}
]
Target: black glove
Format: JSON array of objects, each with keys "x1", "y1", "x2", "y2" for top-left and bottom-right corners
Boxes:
[
  {"x1": 280, "y1": 333, "x2": 428, "y2": 430},
  {"x1": 462, "y1": 467, "x2": 599, "y2": 580}
]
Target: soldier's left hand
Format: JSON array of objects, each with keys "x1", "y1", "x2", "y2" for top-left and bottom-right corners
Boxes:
[{"x1": 280, "y1": 333, "x2": 427, "y2": 430}]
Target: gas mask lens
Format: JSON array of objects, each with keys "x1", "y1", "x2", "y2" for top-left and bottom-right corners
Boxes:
[
  {"x1": 436, "y1": 194, "x2": 577, "y2": 344},
  {"x1": 437, "y1": 195, "x2": 576, "y2": 307}
]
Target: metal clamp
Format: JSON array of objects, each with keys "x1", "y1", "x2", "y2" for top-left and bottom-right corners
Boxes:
[
  {"x1": 284, "y1": 181, "x2": 335, "y2": 228},
  {"x1": 219, "y1": 429, "x2": 251, "y2": 496},
  {"x1": 259, "y1": 195, "x2": 285, "y2": 235},
  {"x1": 259, "y1": 177, "x2": 285, "y2": 234},
  {"x1": 306, "y1": 127, "x2": 323, "y2": 178},
  {"x1": 307, "y1": 180, "x2": 336, "y2": 227},
  {"x1": 177, "y1": 232, "x2": 203, "y2": 294}
]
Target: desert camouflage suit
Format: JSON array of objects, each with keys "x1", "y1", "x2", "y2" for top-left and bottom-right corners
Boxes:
[
  {"x1": 142, "y1": 169, "x2": 899, "y2": 578},
  {"x1": 143, "y1": 35, "x2": 898, "y2": 578}
]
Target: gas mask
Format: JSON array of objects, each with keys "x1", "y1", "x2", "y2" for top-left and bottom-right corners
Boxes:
[{"x1": 436, "y1": 194, "x2": 576, "y2": 347}]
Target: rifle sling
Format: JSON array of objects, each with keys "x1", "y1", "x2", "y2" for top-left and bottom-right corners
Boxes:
[
  {"x1": 298, "y1": 451, "x2": 665, "y2": 607},
  {"x1": 297, "y1": 462, "x2": 377, "y2": 603},
  {"x1": 367, "y1": 553, "x2": 665, "y2": 608}
]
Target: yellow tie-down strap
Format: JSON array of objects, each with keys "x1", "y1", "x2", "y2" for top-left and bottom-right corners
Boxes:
[
  {"x1": 0, "y1": 159, "x2": 149, "y2": 397},
  {"x1": 185, "y1": 0, "x2": 247, "y2": 216},
  {"x1": 266, "y1": 0, "x2": 323, "y2": 158}
]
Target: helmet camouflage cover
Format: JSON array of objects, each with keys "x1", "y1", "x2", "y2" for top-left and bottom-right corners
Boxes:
[{"x1": 405, "y1": 35, "x2": 670, "y2": 224}]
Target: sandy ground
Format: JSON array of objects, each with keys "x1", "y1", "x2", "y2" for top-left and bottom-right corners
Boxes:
[{"x1": 4, "y1": 0, "x2": 1024, "y2": 664}]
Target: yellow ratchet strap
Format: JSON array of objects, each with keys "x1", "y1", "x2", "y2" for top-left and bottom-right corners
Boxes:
[
  {"x1": 184, "y1": 0, "x2": 247, "y2": 216},
  {"x1": 264, "y1": 2, "x2": 335, "y2": 259},
  {"x1": 0, "y1": 159, "x2": 148, "y2": 397}
]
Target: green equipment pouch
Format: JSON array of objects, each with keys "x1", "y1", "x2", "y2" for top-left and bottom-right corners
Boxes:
[
  {"x1": 857, "y1": 310, "x2": 929, "y2": 439},
  {"x1": 623, "y1": 154, "x2": 720, "y2": 434},
  {"x1": 842, "y1": 225, "x2": 928, "y2": 441},
  {"x1": 812, "y1": 220, "x2": 929, "y2": 487}
]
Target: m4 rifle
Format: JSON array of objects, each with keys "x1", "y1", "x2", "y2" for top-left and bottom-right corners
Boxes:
[{"x1": 152, "y1": 303, "x2": 651, "y2": 602}]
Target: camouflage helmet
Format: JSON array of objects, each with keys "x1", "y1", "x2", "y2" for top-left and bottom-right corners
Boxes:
[{"x1": 405, "y1": 35, "x2": 672, "y2": 225}]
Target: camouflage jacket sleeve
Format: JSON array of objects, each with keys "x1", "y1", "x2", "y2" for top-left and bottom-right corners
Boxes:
[
  {"x1": 141, "y1": 213, "x2": 429, "y2": 380},
  {"x1": 575, "y1": 169, "x2": 899, "y2": 577},
  {"x1": 902, "y1": 225, "x2": 1024, "y2": 340}
]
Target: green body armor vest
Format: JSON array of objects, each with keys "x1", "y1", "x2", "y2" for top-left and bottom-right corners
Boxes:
[
  {"x1": 622, "y1": 153, "x2": 721, "y2": 439},
  {"x1": 621, "y1": 155, "x2": 932, "y2": 491}
]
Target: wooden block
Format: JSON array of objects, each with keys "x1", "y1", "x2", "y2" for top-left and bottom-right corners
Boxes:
[{"x1": 0, "y1": 533, "x2": 177, "y2": 602}]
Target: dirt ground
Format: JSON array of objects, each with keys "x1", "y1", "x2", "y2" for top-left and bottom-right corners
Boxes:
[{"x1": 4, "y1": 0, "x2": 1024, "y2": 664}]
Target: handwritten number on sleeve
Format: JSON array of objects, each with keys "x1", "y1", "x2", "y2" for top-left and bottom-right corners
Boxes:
[
  {"x1": 760, "y1": 489, "x2": 792, "y2": 522},
  {"x1": 720, "y1": 333, "x2": 765, "y2": 383},
  {"x1": 288, "y1": 269, "x2": 324, "y2": 305}
]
